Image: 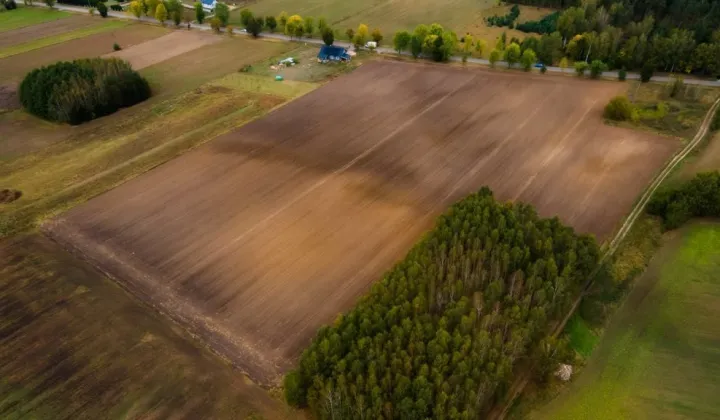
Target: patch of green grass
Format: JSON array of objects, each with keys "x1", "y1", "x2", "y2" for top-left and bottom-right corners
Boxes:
[
  {"x1": 564, "y1": 316, "x2": 598, "y2": 358},
  {"x1": 0, "y1": 19, "x2": 129, "y2": 58},
  {"x1": 532, "y1": 223, "x2": 720, "y2": 420},
  {"x1": 0, "y1": 6, "x2": 70, "y2": 32},
  {"x1": 213, "y1": 73, "x2": 318, "y2": 98}
]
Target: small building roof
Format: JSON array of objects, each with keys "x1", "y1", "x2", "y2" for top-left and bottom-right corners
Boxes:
[
  {"x1": 318, "y1": 45, "x2": 350, "y2": 61},
  {"x1": 201, "y1": 0, "x2": 214, "y2": 5}
]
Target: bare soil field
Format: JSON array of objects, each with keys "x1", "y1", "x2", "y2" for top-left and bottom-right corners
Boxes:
[
  {"x1": 0, "y1": 15, "x2": 96, "y2": 49},
  {"x1": 0, "y1": 24, "x2": 167, "y2": 82},
  {"x1": 46, "y1": 61, "x2": 678, "y2": 385},
  {"x1": 0, "y1": 235, "x2": 293, "y2": 419},
  {"x1": 104, "y1": 30, "x2": 222, "y2": 70}
]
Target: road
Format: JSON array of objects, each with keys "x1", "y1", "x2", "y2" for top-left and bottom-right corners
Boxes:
[{"x1": 38, "y1": 4, "x2": 720, "y2": 87}]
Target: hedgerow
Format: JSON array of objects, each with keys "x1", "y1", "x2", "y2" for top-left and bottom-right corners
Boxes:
[
  {"x1": 647, "y1": 171, "x2": 720, "y2": 229},
  {"x1": 285, "y1": 187, "x2": 600, "y2": 418},
  {"x1": 19, "y1": 58, "x2": 150, "y2": 125}
]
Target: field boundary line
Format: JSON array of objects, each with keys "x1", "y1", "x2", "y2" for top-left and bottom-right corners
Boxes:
[{"x1": 491, "y1": 96, "x2": 720, "y2": 420}]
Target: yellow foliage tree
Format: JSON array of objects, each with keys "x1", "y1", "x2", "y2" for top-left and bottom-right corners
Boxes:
[
  {"x1": 356, "y1": 23, "x2": 369, "y2": 45},
  {"x1": 285, "y1": 14, "x2": 303, "y2": 38},
  {"x1": 155, "y1": 2, "x2": 167, "y2": 24},
  {"x1": 559, "y1": 57, "x2": 569, "y2": 72},
  {"x1": 128, "y1": 0, "x2": 142, "y2": 19},
  {"x1": 146, "y1": 0, "x2": 158, "y2": 16}
]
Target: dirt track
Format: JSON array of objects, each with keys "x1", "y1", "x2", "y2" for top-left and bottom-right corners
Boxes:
[
  {"x1": 46, "y1": 61, "x2": 679, "y2": 385},
  {"x1": 103, "y1": 30, "x2": 221, "y2": 70}
]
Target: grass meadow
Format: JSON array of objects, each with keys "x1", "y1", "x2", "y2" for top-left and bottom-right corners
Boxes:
[{"x1": 533, "y1": 223, "x2": 720, "y2": 420}]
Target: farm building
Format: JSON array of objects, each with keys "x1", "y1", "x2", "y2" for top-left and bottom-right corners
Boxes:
[
  {"x1": 317, "y1": 45, "x2": 351, "y2": 63},
  {"x1": 201, "y1": 0, "x2": 217, "y2": 11}
]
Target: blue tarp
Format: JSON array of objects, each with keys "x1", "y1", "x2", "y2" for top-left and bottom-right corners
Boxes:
[{"x1": 318, "y1": 45, "x2": 351, "y2": 61}]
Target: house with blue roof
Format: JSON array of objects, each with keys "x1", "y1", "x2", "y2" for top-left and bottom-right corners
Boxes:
[
  {"x1": 317, "y1": 45, "x2": 351, "y2": 62},
  {"x1": 201, "y1": 0, "x2": 217, "y2": 12}
]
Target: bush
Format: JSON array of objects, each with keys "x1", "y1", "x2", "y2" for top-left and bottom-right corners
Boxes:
[
  {"x1": 285, "y1": 187, "x2": 600, "y2": 418},
  {"x1": 590, "y1": 60, "x2": 607, "y2": 79},
  {"x1": 59, "y1": 0, "x2": 98, "y2": 6},
  {"x1": 640, "y1": 63, "x2": 654, "y2": 83},
  {"x1": 604, "y1": 95, "x2": 636, "y2": 121},
  {"x1": 110, "y1": 4, "x2": 122, "y2": 11},
  {"x1": 669, "y1": 77, "x2": 684, "y2": 98},
  {"x1": 4, "y1": 0, "x2": 17, "y2": 9},
  {"x1": 712, "y1": 105, "x2": 720, "y2": 131},
  {"x1": 113, "y1": 42, "x2": 121, "y2": 51},
  {"x1": 647, "y1": 171, "x2": 720, "y2": 229},
  {"x1": 96, "y1": 1, "x2": 107, "y2": 16},
  {"x1": 618, "y1": 68, "x2": 627, "y2": 81},
  {"x1": 516, "y1": 11, "x2": 559, "y2": 34},
  {"x1": 574, "y1": 61, "x2": 588, "y2": 77},
  {"x1": 209, "y1": 17, "x2": 221, "y2": 33},
  {"x1": 540, "y1": 64, "x2": 547, "y2": 74},
  {"x1": 19, "y1": 58, "x2": 150, "y2": 125}
]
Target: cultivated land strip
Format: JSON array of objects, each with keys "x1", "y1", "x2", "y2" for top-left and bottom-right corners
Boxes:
[{"x1": 490, "y1": 95, "x2": 720, "y2": 420}]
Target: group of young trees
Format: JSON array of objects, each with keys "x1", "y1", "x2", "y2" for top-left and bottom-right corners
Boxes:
[
  {"x1": 127, "y1": 0, "x2": 184, "y2": 26},
  {"x1": 285, "y1": 187, "x2": 600, "y2": 419},
  {"x1": 392, "y1": 23, "x2": 458, "y2": 62},
  {"x1": 19, "y1": 58, "x2": 150, "y2": 125},
  {"x1": 489, "y1": 0, "x2": 720, "y2": 76},
  {"x1": 647, "y1": 171, "x2": 720, "y2": 229}
]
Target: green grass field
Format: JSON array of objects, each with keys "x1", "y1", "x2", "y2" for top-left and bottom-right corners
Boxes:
[
  {"x1": 0, "y1": 20, "x2": 129, "y2": 58},
  {"x1": 533, "y1": 223, "x2": 720, "y2": 420},
  {"x1": 0, "y1": 6, "x2": 70, "y2": 32}
]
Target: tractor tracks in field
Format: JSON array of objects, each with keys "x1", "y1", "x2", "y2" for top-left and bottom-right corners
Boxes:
[{"x1": 488, "y1": 96, "x2": 720, "y2": 420}]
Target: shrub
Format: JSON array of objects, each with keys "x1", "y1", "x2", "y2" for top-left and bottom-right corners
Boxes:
[
  {"x1": 541, "y1": 64, "x2": 547, "y2": 74},
  {"x1": 97, "y1": 1, "x2": 107, "y2": 17},
  {"x1": 590, "y1": 60, "x2": 607, "y2": 79},
  {"x1": 4, "y1": 0, "x2": 17, "y2": 9},
  {"x1": 640, "y1": 63, "x2": 654, "y2": 83},
  {"x1": 112, "y1": 42, "x2": 121, "y2": 51},
  {"x1": 285, "y1": 187, "x2": 600, "y2": 418},
  {"x1": 647, "y1": 171, "x2": 720, "y2": 229},
  {"x1": 669, "y1": 76, "x2": 684, "y2": 98},
  {"x1": 574, "y1": 61, "x2": 589, "y2": 77},
  {"x1": 618, "y1": 68, "x2": 626, "y2": 81},
  {"x1": 19, "y1": 58, "x2": 150, "y2": 125},
  {"x1": 712, "y1": 105, "x2": 720, "y2": 131},
  {"x1": 604, "y1": 95, "x2": 636, "y2": 121},
  {"x1": 209, "y1": 17, "x2": 221, "y2": 33},
  {"x1": 59, "y1": 0, "x2": 96, "y2": 6},
  {"x1": 110, "y1": 4, "x2": 122, "y2": 11}
]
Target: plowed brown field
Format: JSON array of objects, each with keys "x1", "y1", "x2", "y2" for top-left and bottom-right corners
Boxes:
[{"x1": 46, "y1": 61, "x2": 678, "y2": 385}]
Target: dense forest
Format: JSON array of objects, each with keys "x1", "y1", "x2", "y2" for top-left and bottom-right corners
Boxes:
[
  {"x1": 285, "y1": 188, "x2": 600, "y2": 419},
  {"x1": 494, "y1": 0, "x2": 720, "y2": 76}
]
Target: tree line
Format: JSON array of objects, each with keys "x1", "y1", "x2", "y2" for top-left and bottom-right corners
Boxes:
[
  {"x1": 285, "y1": 187, "x2": 600, "y2": 419},
  {"x1": 648, "y1": 171, "x2": 720, "y2": 229},
  {"x1": 490, "y1": 0, "x2": 720, "y2": 76}
]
